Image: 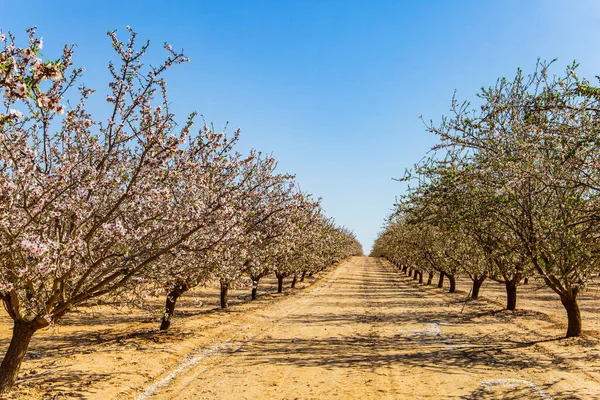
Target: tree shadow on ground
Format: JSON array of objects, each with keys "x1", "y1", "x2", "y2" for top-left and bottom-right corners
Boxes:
[
  {"x1": 8, "y1": 369, "x2": 113, "y2": 399},
  {"x1": 239, "y1": 331, "x2": 566, "y2": 373},
  {"x1": 460, "y1": 378, "x2": 584, "y2": 400}
]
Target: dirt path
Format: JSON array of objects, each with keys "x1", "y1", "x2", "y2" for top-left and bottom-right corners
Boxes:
[{"x1": 140, "y1": 257, "x2": 600, "y2": 399}]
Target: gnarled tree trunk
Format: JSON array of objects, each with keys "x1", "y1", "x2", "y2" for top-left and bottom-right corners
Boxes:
[
  {"x1": 427, "y1": 271, "x2": 434, "y2": 285},
  {"x1": 447, "y1": 274, "x2": 456, "y2": 293},
  {"x1": 470, "y1": 276, "x2": 486, "y2": 299},
  {"x1": 291, "y1": 275, "x2": 298, "y2": 288},
  {"x1": 160, "y1": 283, "x2": 189, "y2": 331},
  {"x1": 251, "y1": 276, "x2": 261, "y2": 300},
  {"x1": 560, "y1": 291, "x2": 582, "y2": 338},
  {"x1": 220, "y1": 280, "x2": 230, "y2": 309},
  {"x1": 0, "y1": 319, "x2": 41, "y2": 394},
  {"x1": 300, "y1": 271, "x2": 307, "y2": 282},
  {"x1": 504, "y1": 278, "x2": 518, "y2": 311},
  {"x1": 437, "y1": 271, "x2": 445, "y2": 288},
  {"x1": 276, "y1": 273, "x2": 285, "y2": 293}
]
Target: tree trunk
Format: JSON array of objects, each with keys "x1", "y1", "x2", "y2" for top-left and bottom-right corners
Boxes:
[
  {"x1": 427, "y1": 271, "x2": 434, "y2": 285},
  {"x1": 505, "y1": 279, "x2": 517, "y2": 311},
  {"x1": 418, "y1": 271, "x2": 423, "y2": 284},
  {"x1": 277, "y1": 274, "x2": 284, "y2": 293},
  {"x1": 160, "y1": 284, "x2": 188, "y2": 331},
  {"x1": 402, "y1": 265, "x2": 408, "y2": 273},
  {"x1": 447, "y1": 274, "x2": 456, "y2": 293},
  {"x1": 471, "y1": 276, "x2": 486, "y2": 299},
  {"x1": 437, "y1": 271, "x2": 445, "y2": 288},
  {"x1": 300, "y1": 271, "x2": 307, "y2": 282},
  {"x1": 291, "y1": 275, "x2": 298, "y2": 288},
  {"x1": 523, "y1": 277, "x2": 529, "y2": 285},
  {"x1": 560, "y1": 293, "x2": 582, "y2": 338},
  {"x1": 413, "y1": 269, "x2": 418, "y2": 280},
  {"x1": 0, "y1": 320, "x2": 39, "y2": 394},
  {"x1": 251, "y1": 277, "x2": 260, "y2": 300},
  {"x1": 220, "y1": 280, "x2": 229, "y2": 309}
]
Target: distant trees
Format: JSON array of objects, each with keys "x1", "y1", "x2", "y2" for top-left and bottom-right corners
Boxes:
[
  {"x1": 0, "y1": 28, "x2": 362, "y2": 393},
  {"x1": 372, "y1": 60, "x2": 600, "y2": 338}
]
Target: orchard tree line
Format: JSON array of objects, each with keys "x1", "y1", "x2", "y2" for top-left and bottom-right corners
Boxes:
[
  {"x1": 0, "y1": 28, "x2": 362, "y2": 393},
  {"x1": 372, "y1": 60, "x2": 600, "y2": 340}
]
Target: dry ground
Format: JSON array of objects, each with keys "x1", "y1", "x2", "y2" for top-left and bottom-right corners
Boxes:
[{"x1": 2, "y1": 256, "x2": 600, "y2": 399}]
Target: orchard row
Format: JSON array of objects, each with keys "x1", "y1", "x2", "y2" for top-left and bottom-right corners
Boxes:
[
  {"x1": 0, "y1": 29, "x2": 362, "y2": 393},
  {"x1": 372, "y1": 60, "x2": 600, "y2": 340}
]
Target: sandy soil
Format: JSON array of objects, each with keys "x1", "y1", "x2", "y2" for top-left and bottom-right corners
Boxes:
[
  {"x1": 2, "y1": 256, "x2": 600, "y2": 399},
  {"x1": 0, "y1": 272, "x2": 322, "y2": 399}
]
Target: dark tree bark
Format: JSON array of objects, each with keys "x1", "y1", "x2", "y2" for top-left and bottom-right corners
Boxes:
[
  {"x1": 160, "y1": 283, "x2": 188, "y2": 331},
  {"x1": 413, "y1": 269, "x2": 418, "y2": 280},
  {"x1": 300, "y1": 271, "x2": 307, "y2": 282},
  {"x1": 220, "y1": 280, "x2": 229, "y2": 309},
  {"x1": 560, "y1": 292, "x2": 582, "y2": 338},
  {"x1": 447, "y1": 274, "x2": 456, "y2": 293},
  {"x1": 427, "y1": 271, "x2": 434, "y2": 285},
  {"x1": 505, "y1": 279, "x2": 518, "y2": 311},
  {"x1": 402, "y1": 265, "x2": 408, "y2": 274},
  {"x1": 437, "y1": 271, "x2": 445, "y2": 288},
  {"x1": 0, "y1": 320, "x2": 41, "y2": 394},
  {"x1": 251, "y1": 276, "x2": 261, "y2": 300},
  {"x1": 291, "y1": 275, "x2": 298, "y2": 288},
  {"x1": 418, "y1": 271, "x2": 423, "y2": 284},
  {"x1": 523, "y1": 277, "x2": 529, "y2": 284},
  {"x1": 470, "y1": 276, "x2": 486, "y2": 299},
  {"x1": 276, "y1": 273, "x2": 285, "y2": 293}
]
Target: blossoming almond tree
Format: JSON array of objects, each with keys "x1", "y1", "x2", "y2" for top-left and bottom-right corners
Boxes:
[
  {"x1": 243, "y1": 191, "x2": 315, "y2": 300},
  {"x1": 238, "y1": 168, "x2": 301, "y2": 301},
  {"x1": 154, "y1": 129, "x2": 254, "y2": 328},
  {"x1": 0, "y1": 27, "x2": 223, "y2": 392},
  {"x1": 374, "y1": 61, "x2": 600, "y2": 331},
  {"x1": 211, "y1": 153, "x2": 299, "y2": 309},
  {"x1": 270, "y1": 196, "x2": 323, "y2": 293},
  {"x1": 423, "y1": 61, "x2": 600, "y2": 337}
]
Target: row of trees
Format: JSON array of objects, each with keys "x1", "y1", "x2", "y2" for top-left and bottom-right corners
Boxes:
[
  {"x1": 372, "y1": 60, "x2": 600, "y2": 340},
  {"x1": 0, "y1": 29, "x2": 362, "y2": 393}
]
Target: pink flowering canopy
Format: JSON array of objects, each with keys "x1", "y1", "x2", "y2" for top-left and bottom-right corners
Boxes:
[{"x1": 0, "y1": 27, "x2": 362, "y2": 393}]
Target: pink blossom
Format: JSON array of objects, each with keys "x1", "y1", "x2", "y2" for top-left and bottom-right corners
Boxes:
[
  {"x1": 9, "y1": 109, "x2": 23, "y2": 118},
  {"x1": 37, "y1": 92, "x2": 51, "y2": 108},
  {"x1": 14, "y1": 82, "x2": 27, "y2": 97}
]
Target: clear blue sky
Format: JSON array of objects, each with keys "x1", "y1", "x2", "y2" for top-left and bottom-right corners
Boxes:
[{"x1": 3, "y1": 1, "x2": 600, "y2": 252}]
